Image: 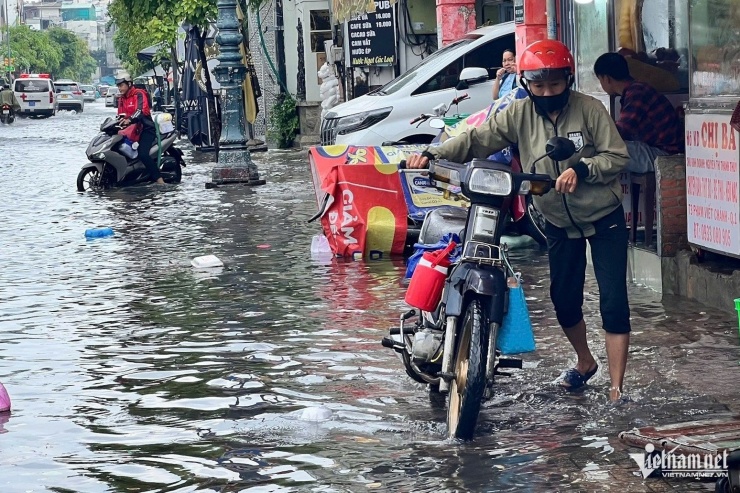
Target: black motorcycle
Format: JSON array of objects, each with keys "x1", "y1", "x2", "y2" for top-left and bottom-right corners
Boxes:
[
  {"x1": 382, "y1": 137, "x2": 576, "y2": 440},
  {"x1": 0, "y1": 103, "x2": 14, "y2": 124},
  {"x1": 77, "y1": 116, "x2": 185, "y2": 192}
]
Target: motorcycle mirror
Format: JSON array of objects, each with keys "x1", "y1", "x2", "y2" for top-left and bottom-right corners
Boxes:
[
  {"x1": 429, "y1": 118, "x2": 446, "y2": 130},
  {"x1": 545, "y1": 137, "x2": 576, "y2": 161},
  {"x1": 529, "y1": 137, "x2": 577, "y2": 173}
]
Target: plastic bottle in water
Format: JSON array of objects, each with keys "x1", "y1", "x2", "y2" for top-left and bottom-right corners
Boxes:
[
  {"x1": 85, "y1": 227, "x2": 114, "y2": 238},
  {"x1": 311, "y1": 234, "x2": 332, "y2": 255}
]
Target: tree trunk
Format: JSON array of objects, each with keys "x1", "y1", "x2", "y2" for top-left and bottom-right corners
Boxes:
[{"x1": 197, "y1": 27, "x2": 221, "y2": 149}]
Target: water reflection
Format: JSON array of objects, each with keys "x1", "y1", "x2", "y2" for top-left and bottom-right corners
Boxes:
[{"x1": 0, "y1": 103, "x2": 738, "y2": 492}]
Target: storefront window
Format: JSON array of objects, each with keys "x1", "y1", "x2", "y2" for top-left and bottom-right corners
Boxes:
[
  {"x1": 574, "y1": 1, "x2": 609, "y2": 95},
  {"x1": 689, "y1": 0, "x2": 740, "y2": 97},
  {"x1": 639, "y1": 0, "x2": 690, "y2": 92}
]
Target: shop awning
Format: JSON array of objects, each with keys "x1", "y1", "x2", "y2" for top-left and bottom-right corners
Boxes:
[
  {"x1": 137, "y1": 43, "x2": 168, "y2": 63},
  {"x1": 137, "y1": 65, "x2": 167, "y2": 78}
]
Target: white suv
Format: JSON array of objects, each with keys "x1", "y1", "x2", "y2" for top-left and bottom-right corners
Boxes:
[
  {"x1": 321, "y1": 22, "x2": 515, "y2": 146},
  {"x1": 13, "y1": 74, "x2": 57, "y2": 118},
  {"x1": 53, "y1": 79, "x2": 85, "y2": 112}
]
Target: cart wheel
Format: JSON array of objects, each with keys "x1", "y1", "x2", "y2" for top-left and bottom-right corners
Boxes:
[{"x1": 715, "y1": 476, "x2": 730, "y2": 493}]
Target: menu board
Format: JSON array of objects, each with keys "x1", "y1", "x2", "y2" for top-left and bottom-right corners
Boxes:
[
  {"x1": 685, "y1": 113, "x2": 740, "y2": 256},
  {"x1": 347, "y1": 0, "x2": 396, "y2": 67}
]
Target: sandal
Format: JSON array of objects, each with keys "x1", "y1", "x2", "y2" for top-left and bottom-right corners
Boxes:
[{"x1": 559, "y1": 364, "x2": 598, "y2": 390}]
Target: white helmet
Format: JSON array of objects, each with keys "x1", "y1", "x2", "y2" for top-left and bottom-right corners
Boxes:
[{"x1": 115, "y1": 71, "x2": 132, "y2": 85}]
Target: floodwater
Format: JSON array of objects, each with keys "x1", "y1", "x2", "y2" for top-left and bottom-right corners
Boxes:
[{"x1": 0, "y1": 102, "x2": 738, "y2": 492}]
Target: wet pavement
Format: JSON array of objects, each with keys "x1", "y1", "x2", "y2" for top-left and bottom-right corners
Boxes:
[{"x1": 0, "y1": 102, "x2": 739, "y2": 492}]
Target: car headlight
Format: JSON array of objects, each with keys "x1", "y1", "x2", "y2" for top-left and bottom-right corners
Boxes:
[
  {"x1": 336, "y1": 107, "x2": 392, "y2": 135},
  {"x1": 468, "y1": 169, "x2": 513, "y2": 196}
]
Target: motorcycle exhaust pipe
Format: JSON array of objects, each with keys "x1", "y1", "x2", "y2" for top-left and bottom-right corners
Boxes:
[{"x1": 438, "y1": 315, "x2": 457, "y2": 393}]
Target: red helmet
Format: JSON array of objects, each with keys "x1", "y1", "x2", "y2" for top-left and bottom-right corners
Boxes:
[{"x1": 518, "y1": 40, "x2": 575, "y2": 81}]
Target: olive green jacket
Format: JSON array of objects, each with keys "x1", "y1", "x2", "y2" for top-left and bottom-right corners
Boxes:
[
  {"x1": 426, "y1": 91, "x2": 629, "y2": 238},
  {"x1": 0, "y1": 89, "x2": 20, "y2": 111}
]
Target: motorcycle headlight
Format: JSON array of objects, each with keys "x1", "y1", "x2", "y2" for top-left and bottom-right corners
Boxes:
[
  {"x1": 468, "y1": 169, "x2": 513, "y2": 196},
  {"x1": 336, "y1": 107, "x2": 392, "y2": 135}
]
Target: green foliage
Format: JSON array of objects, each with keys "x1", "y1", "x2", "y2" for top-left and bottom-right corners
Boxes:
[
  {"x1": 269, "y1": 93, "x2": 299, "y2": 149},
  {"x1": 7, "y1": 25, "x2": 96, "y2": 81},
  {"x1": 46, "y1": 28, "x2": 97, "y2": 82},
  {"x1": 8, "y1": 25, "x2": 62, "y2": 74}
]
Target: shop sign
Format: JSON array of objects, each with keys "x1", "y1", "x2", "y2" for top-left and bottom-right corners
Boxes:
[
  {"x1": 347, "y1": 0, "x2": 396, "y2": 67},
  {"x1": 685, "y1": 113, "x2": 740, "y2": 256},
  {"x1": 514, "y1": 0, "x2": 524, "y2": 24}
]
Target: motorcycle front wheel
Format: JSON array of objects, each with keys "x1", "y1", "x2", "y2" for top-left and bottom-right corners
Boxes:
[
  {"x1": 524, "y1": 196, "x2": 548, "y2": 247},
  {"x1": 447, "y1": 298, "x2": 490, "y2": 440},
  {"x1": 77, "y1": 167, "x2": 114, "y2": 192}
]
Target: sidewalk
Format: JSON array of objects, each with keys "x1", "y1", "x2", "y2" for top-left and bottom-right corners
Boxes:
[{"x1": 503, "y1": 248, "x2": 740, "y2": 491}]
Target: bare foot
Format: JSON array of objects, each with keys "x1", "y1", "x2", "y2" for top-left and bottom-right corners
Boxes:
[
  {"x1": 155, "y1": 178, "x2": 165, "y2": 185},
  {"x1": 609, "y1": 386, "x2": 622, "y2": 401}
]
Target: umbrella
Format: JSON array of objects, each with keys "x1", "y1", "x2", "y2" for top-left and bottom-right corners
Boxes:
[{"x1": 181, "y1": 26, "x2": 214, "y2": 148}]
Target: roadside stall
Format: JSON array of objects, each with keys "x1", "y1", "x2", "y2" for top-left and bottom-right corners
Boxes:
[{"x1": 567, "y1": 0, "x2": 690, "y2": 249}]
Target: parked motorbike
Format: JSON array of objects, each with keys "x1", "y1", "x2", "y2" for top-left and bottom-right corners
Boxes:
[
  {"x1": 381, "y1": 137, "x2": 576, "y2": 440},
  {"x1": 0, "y1": 104, "x2": 14, "y2": 124},
  {"x1": 77, "y1": 116, "x2": 185, "y2": 192}
]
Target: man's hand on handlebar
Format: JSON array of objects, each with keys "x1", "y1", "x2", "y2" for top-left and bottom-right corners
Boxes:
[
  {"x1": 555, "y1": 168, "x2": 578, "y2": 194},
  {"x1": 406, "y1": 154, "x2": 430, "y2": 169}
]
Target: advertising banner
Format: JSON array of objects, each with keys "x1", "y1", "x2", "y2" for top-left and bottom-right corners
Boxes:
[
  {"x1": 685, "y1": 113, "x2": 740, "y2": 256},
  {"x1": 308, "y1": 145, "x2": 463, "y2": 259}
]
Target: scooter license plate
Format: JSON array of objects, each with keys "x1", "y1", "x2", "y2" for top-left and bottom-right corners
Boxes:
[{"x1": 2, "y1": 110, "x2": 8, "y2": 114}]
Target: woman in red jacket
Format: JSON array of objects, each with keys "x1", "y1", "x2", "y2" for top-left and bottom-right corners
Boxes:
[{"x1": 116, "y1": 73, "x2": 165, "y2": 185}]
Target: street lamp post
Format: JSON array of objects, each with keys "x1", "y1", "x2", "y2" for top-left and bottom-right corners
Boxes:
[{"x1": 209, "y1": 0, "x2": 265, "y2": 186}]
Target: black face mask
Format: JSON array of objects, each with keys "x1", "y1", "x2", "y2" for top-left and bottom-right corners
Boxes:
[{"x1": 530, "y1": 87, "x2": 571, "y2": 114}]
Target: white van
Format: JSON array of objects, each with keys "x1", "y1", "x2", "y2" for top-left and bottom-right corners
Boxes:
[
  {"x1": 321, "y1": 22, "x2": 515, "y2": 146},
  {"x1": 14, "y1": 74, "x2": 57, "y2": 118}
]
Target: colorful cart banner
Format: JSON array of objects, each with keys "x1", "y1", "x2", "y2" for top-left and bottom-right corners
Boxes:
[{"x1": 308, "y1": 144, "x2": 463, "y2": 259}]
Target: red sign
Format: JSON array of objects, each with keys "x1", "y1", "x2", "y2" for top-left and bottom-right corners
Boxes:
[{"x1": 308, "y1": 145, "x2": 415, "y2": 259}]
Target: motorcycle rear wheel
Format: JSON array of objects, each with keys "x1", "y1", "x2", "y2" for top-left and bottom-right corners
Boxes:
[{"x1": 447, "y1": 298, "x2": 490, "y2": 440}]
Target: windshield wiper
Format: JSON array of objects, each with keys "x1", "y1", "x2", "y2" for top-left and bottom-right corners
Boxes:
[{"x1": 368, "y1": 88, "x2": 386, "y2": 96}]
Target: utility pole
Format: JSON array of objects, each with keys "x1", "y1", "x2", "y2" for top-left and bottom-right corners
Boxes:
[{"x1": 5, "y1": 0, "x2": 11, "y2": 79}]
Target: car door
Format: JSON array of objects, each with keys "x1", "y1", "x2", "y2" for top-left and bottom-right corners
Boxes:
[{"x1": 410, "y1": 33, "x2": 516, "y2": 119}]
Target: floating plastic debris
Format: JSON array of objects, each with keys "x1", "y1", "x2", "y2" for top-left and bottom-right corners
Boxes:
[{"x1": 191, "y1": 255, "x2": 224, "y2": 269}]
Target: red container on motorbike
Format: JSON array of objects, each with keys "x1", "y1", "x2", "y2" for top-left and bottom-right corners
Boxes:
[{"x1": 405, "y1": 241, "x2": 457, "y2": 312}]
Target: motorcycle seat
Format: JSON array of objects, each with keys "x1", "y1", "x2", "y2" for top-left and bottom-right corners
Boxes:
[{"x1": 418, "y1": 206, "x2": 467, "y2": 245}]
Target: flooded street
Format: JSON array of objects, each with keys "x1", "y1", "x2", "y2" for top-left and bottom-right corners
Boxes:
[{"x1": 0, "y1": 102, "x2": 739, "y2": 492}]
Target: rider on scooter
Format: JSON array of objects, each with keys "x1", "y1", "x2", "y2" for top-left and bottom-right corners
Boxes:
[
  {"x1": 0, "y1": 83, "x2": 20, "y2": 112},
  {"x1": 116, "y1": 72, "x2": 165, "y2": 185},
  {"x1": 406, "y1": 40, "x2": 632, "y2": 402}
]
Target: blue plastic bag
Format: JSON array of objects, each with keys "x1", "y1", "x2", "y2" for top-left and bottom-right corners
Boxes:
[
  {"x1": 405, "y1": 233, "x2": 461, "y2": 279},
  {"x1": 497, "y1": 273, "x2": 536, "y2": 354}
]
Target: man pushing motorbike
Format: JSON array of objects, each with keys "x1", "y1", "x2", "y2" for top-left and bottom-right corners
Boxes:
[
  {"x1": 406, "y1": 40, "x2": 632, "y2": 402},
  {"x1": 116, "y1": 72, "x2": 165, "y2": 185}
]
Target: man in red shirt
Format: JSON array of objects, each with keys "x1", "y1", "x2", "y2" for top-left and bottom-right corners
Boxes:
[
  {"x1": 116, "y1": 73, "x2": 165, "y2": 184},
  {"x1": 594, "y1": 52, "x2": 684, "y2": 173}
]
